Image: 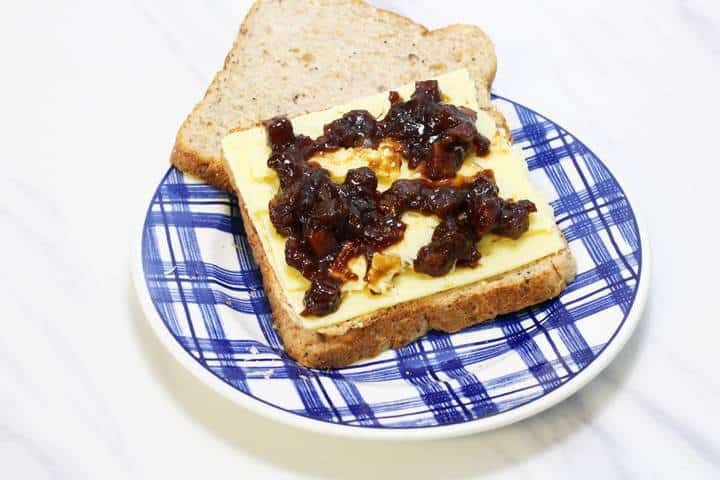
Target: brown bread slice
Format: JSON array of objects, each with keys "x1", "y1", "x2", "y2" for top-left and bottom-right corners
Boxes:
[
  {"x1": 226, "y1": 155, "x2": 577, "y2": 369},
  {"x1": 171, "y1": 0, "x2": 498, "y2": 190}
]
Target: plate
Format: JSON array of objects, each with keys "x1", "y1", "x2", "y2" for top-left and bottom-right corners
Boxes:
[{"x1": 133, "y1": 95, "x2": 648, "y2": 439}]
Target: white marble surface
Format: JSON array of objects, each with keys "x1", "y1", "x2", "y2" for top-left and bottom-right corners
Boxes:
[{"x1": 2, "y1": 0, "x2": 719, "y2": 478}]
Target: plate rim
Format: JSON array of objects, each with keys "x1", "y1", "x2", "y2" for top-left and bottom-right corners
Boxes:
[{"x1": 132, "y1": 96, "x2": 650, "y2": 440}]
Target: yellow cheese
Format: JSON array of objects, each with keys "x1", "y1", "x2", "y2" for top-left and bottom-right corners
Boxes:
[{"x1": 222, "y1": 69, "x2": 565, "y2": 330}]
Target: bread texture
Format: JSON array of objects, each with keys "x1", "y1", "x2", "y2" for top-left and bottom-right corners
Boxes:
[{"x1": 171, "y1": 0, "x2": 498, "y2": 191}]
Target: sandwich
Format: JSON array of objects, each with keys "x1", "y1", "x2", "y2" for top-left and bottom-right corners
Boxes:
[{"x1": 170, "y1": 0, "x2": 576, "y2": 368}]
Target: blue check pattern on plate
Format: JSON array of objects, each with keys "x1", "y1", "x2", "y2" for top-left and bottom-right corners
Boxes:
[{"x1": 141, "y1": 95, "x2": 642, "y2": 429}]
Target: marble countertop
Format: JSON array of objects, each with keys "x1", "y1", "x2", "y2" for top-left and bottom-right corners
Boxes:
[{"x1": 2, "y1": 0, "x2": 719, "y2": 478}]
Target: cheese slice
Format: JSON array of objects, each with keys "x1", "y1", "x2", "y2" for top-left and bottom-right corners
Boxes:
[{"x1": 222, "y1": 69, "x2": 565, "y2": 329}]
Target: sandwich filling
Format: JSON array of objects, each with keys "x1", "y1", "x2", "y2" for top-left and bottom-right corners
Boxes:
[
  {"x1": 264, "y1": 80, "x2": 536, "y2": 316},
  {"x1": 222, "y1": 69, "x2": 566, "y2": 329}
]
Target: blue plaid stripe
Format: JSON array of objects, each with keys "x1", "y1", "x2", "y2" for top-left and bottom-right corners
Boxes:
[
  {"x1": 140, "y1": 95, "x2": 643, "y2": 429},
  {"x1": 421, "y1": 333, "x2": 499, "y2": 417}
]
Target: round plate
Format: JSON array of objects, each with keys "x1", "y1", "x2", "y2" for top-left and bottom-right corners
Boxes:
[{"x1": 133, "y1": 95, "x2": 648, "y2": 439}]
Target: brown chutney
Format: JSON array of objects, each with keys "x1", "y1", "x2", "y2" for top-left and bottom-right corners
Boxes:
[{"x1": 265, "y1": 80, "x2": 536, "y2": 316}]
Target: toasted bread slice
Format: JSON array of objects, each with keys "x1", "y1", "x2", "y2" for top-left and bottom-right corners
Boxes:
[{"x1": 171, "y1": 0, "x2": 498, "y2": 191}]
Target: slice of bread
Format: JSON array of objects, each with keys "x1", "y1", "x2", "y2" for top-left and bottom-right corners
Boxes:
[
  {"x1": 232, "y1": 172, "x2": 576, "y2": 367},
  {"x1": 171, "y1": 0, "x2": 498, "y2": 191}
]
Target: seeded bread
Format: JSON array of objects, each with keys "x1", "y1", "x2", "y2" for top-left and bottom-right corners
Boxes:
[{"x1": 171, "y1": 0, "x2": 498, "y2": 191}]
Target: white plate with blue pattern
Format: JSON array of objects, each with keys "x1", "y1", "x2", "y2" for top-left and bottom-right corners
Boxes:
[{"x1": 133, "y1": 95, "x2": 649, "y2": 439}]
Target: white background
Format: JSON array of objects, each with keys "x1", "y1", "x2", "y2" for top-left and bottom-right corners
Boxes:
[{"x1": 2, "y1": 0, "x2": 719, "y2": 478}]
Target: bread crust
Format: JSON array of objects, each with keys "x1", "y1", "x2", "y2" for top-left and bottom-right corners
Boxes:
[
  {"x1": 170, "y1": 0, "x2": 498, "y2": 191},
  {"x1": 168, "y1": 0, "x2": 262, "y2": 191},
  {"x1": 227, "y1": 162, "x2": 576, "y2": 369},
  {"x1": 170, "y1": 144, "x2": 234, "y2": 192}
]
